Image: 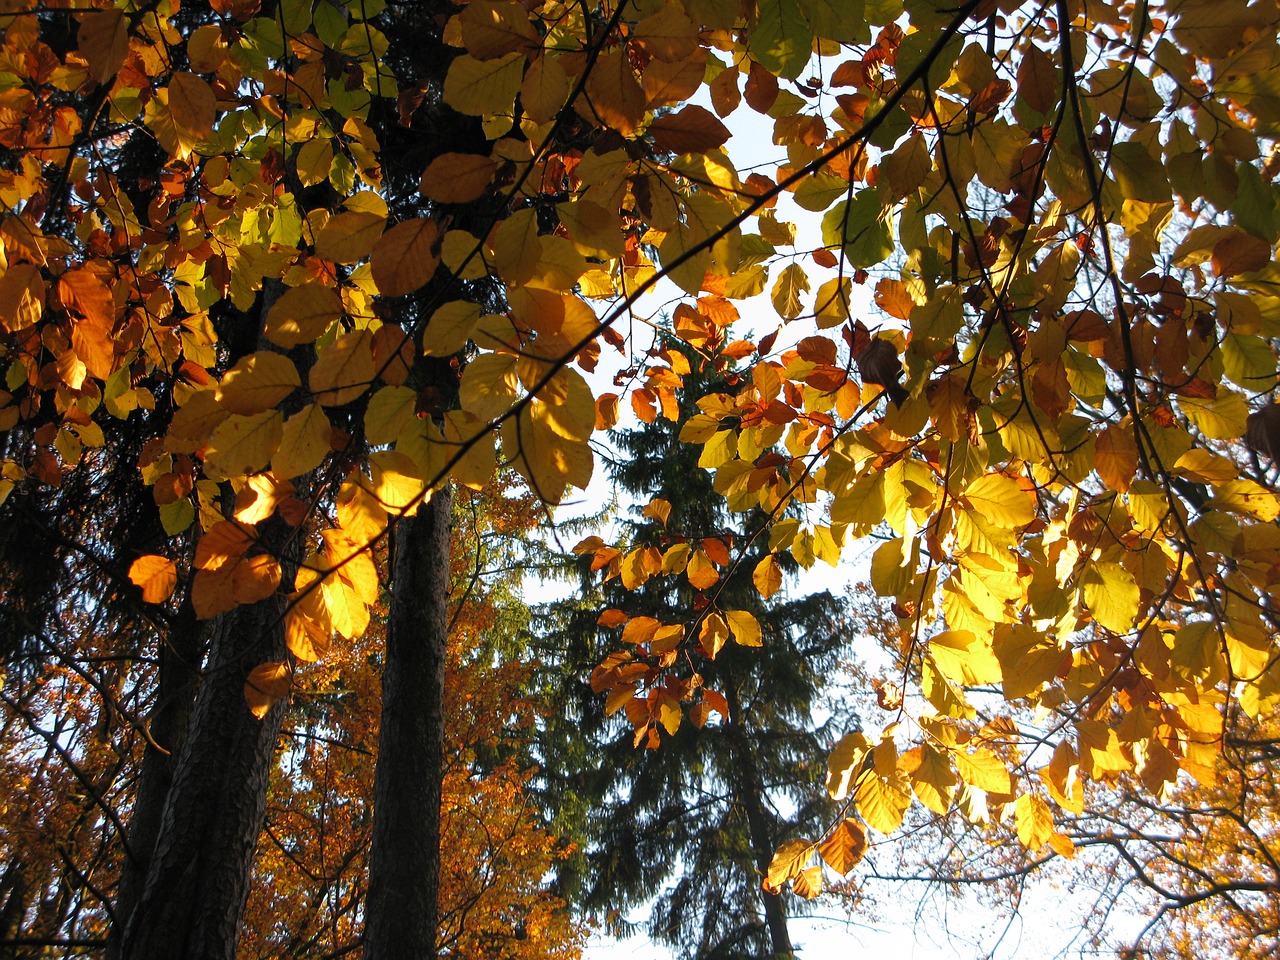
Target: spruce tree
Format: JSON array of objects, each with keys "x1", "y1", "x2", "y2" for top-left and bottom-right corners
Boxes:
[{"x1": 534, "y1": 348, "x2": 849, "y2": 960}]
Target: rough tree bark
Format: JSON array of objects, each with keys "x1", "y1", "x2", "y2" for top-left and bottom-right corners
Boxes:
[
  {"x1": 362, "y1": 484, "x2": 454, "y2": 960},
  {"x1": 115, "y1": 588, "x2": 291, "y2": 960}
]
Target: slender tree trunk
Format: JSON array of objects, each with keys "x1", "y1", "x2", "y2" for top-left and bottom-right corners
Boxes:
[
  {"x1": 363, "y1": 484, "x2": 453, "y2": 960},
  {"x1": 726, "y1": 688, "x2": 794, "y2": 959},
  {"x1": 107, "y1": 605, "x2": 204, "y2": 960},
  {"x1": 116, "y1": 591, "x2": 291, "y2": 960}
]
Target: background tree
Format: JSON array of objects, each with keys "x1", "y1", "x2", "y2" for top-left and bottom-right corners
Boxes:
[{"x1": 536, "y1": 346, "x2": 848, "y2": 959}]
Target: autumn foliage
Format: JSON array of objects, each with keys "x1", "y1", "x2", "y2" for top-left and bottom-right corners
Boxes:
[{"x1": 2, "y1": 0, "x2": 1280, "y2": 955}]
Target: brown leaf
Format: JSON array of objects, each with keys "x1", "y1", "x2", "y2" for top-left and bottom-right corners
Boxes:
[
  {"x1": 169, "y1": 72, "x2": 216, "y2": 139},
  {"x1": 371, "y1": 218, "x2": 441, "y2": 297},
  {"x1": 77, "y1": 10, "x2": 129, "y2": 83},
  {"x1": 649, "y1": 105, "x2": 731, "y2": 155},
  {"x1": 1212, "y1": 231, "x2": 1272, "y2": 277}
]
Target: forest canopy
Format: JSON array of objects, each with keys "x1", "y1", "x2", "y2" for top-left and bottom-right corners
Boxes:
[{"x1": 2, "y1": 0, "x2": 1280, "y2": 956}]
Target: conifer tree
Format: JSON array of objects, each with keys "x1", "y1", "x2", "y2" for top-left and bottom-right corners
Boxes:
[{"x1": 535, "y1": 346, "x2": 847, "y2": 959}]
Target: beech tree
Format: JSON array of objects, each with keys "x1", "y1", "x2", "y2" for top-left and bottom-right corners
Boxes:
[{"x1": 2, "y1": 0, "x2": 1280, "y2": 956}]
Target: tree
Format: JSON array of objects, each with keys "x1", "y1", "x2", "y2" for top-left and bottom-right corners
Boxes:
[
  {"x1": 2, "y1": 0, "x2": 1280, "y2": 956},
  {"x1": 535, "y1": 350, "x2": 847, "y2": 958}
]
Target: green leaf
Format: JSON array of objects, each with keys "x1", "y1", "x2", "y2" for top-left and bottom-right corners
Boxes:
[
  {"x1": 750, "y1": 0, "x2": 813, "y2": 80},
  {"x1": 822, "y1": 191, "x2": 894, "y2": 268}
]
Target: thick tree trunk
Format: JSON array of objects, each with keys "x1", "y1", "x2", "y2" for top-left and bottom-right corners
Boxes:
[
  {"x1": 116, "y1": 592, "x2": 290, "y2": 960},
  {"x1": 363, "y1": 484, "x2": 453, "y2": 960},
  {"x1": 726, "y1": 688, "x2": 794, "y2": 960}
]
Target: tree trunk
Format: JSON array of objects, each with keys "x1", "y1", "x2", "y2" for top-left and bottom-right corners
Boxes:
[
  {"x1": 726, "y1": 688, "x2": 794, "y2": 960},
  {"x1": 363, "y1": 484, "x2": 453, "y2": 960},
  {"x1": 107, "y1": 604, "x2": 204, "y2": 960},
  {"x1": 116, "y1": 592, "x2": 290, "y2": 960}
]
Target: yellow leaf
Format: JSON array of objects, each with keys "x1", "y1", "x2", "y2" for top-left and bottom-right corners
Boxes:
[
  {"x1": 285, "y1": 608, "x2": 331, "y2": 662},
  {"x1": 365, "y1": 386, "x2": 418, "y2": 445},
  {"x1": 443, "y1": 409, "x2": 496, "y2": 490},
  {"x1": 129, "y1": 555, "x2": 177, "y2": 604},
  {"x1": 424, "y1": 300, "x2": 483, "y2": 356},
  {"x1": 792, "y1": 864, "x2": 823, "y2": 900},
  {"x1": 205, "y1": 410, "x2": 284, "y2": 479},
  {"x1": 1080, "y1": 560, "x2": 1139, "y2": 634},
  {"x1": 901, "y1": 744, "x2": 957, "y2": 815},
  {"x1": 273, "y1": 404, "x2": 332, "y2": 479},
  {"x1": 323, "y1": 576, "x2": 370, "y2": 640},
  {"x1": 371, "y1": 218, "x2": 441, "y2": 297},
  {"x1": 1015, "y1": 792, "x2": 1055, "y2": 851},
  {"x1": 827, "y1": 731, "x2": 873, "y2": 801},
  {"x1": 752, "y1": 554, "x2": 783, "y2": 599},
  {"x1": 929, "y1": 630, "x2": 1003, "y2": 686},
  {"x1": 233, "y1": 472, "x2": 294, "y2": 525},
  {"x1": 368, "y1": 450, "x2": 427, "y2": 513},
  {"x1": 244, "y1": 661, "x2": 291, "y2": 720},
  {"x1": 500, "y1": 401, "x2": 593, "y2": 504},
  {"x1": 963, "y1": 473, "x2": 1035, "y2": 528},
  {"x1": 771, "y1": 262, "x2": 809, "y2": 320},
  {"x1": 818, "y1": 818, "x2": 868, "y2": 875},
  {"x1": 311, "y1": 330, "x2": 376, "y2": 407},
  {"x1": 265, "y1": 283, "x2": 343, "y2": 348},
  {"x1": 726, "y1": 609, "x2": 762, "y2": 647},
  {"x1": 699, "y1": 612, "x2": 730, "y2": 658},
  {"x1": 763, "y1": 838, "x2": 814, "y2": 894},
  {"x1": 419, "y1": 153, "x2": 497, "y2": 203},
  {"x1": 520, "y1": 53, "x2": 570, "y2": 124},
  {"x1": 215, "y1": 352, "x2": 300, "y2": 415},
  {"x1": 855, "y1": 765, "x2": 912, "y2": 834},
  {"x1": 315, "y1": 210, "x2": 386, "y2": 264},
  {"x1": 955, "y1": 748, "x2": 1014, "y2": 795},
  {"x1": 443, "y1": 51, "x2": 525, "y2": 116}
]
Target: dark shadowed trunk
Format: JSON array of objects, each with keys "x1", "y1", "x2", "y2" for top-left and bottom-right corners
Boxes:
[
  {"x1": 362, "y1": 484, "x2": 453, "y2": 960},
  {"x1": 107, "y1": 604, "x2": 204, "y2": 960}
]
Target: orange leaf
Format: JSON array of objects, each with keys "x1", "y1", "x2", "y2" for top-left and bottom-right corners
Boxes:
[
  {"x1": 129, "y1": 555, "x2": 178, "y2": 604},
  {"x1": 419, "y1": 154, "x2": 497, "y2": 204},
  {"x1": 597, "y1": 608, "x2": 628, "y2": 628},
  {"x1": 244, "y1": 661, "x2": 291, "y2": 719},
  {"x1": 231, "y1": 555, "x2": 283, "y2": 604},
  {"x1": 818, "y1": 818, "x2": 868, "y2": 875},
  {"x1": 371, "y1": 218, "x2": 441, "y2": 297}
]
